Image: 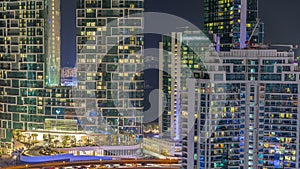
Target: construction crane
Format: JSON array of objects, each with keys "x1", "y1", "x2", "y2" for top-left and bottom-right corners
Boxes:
[
  {"x1": 245, "y1": 18, "x2": 298, "y2": 51},
  {"x1": 268, "y1": 44, "x2": 298, "y2": 51},
  {"x1": 245, "y1": 18, "x2": 261, "y2": 47}
]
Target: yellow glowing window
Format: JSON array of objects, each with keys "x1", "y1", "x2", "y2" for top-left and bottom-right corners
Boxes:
[
  {"x1": 87, "y1": 31, "x2": 95, "y2": 35},
  {"x1": 280, "y1": 113, "x2": 284, "y2": 118},
  {"x1": 182, "y1": 111, "x2": 188, "y2": 116},
  {"x1": 37, "y1": 75, "x2": 43, "y2": 80},
  {"x1": 230, "y1": 107, "x2": 235, "y2": 113},
  {"x1": 87, "y1": 36, "x2": 95, "y2": 41},
  {"x1": 87, "y1": 46, "x2": 95, "y2": 49},
  {"x1": 87, "y1": 9, "x2": 94, "y2": 13},
  {"x1": 246, "y1": 23, "x2": 252, "y2": 27}
]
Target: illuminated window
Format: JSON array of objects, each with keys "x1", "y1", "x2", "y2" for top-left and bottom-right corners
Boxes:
[
  {"x1": 86, "y1": 9, "x2": 94, "y2": 13},
  {"x1": 87, "y1": 46, "x2": 95, "y2": 49}
]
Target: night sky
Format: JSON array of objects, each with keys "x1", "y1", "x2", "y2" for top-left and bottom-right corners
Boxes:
[{"x1": 60, "y1": 0, "x2": 300, "y2": 67}]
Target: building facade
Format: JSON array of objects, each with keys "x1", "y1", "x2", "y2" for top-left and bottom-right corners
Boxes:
[
  {"x1": 45, "y1": 0, "x2": 61, "y2": 87},
  {"x1": 204, "y1": 0, "x2": 264, "y2": 50},
  {"x1": 0, "y1": 0, "x2": 51, "y2": 149},
  {"x1": 142, "y1": 137, "x2": 181, "y2": 158},
  {"x1": 159, "y1": 31, "x2": 211, "y2": 140},
  {"x1": 181, "y1": 49, "x2": 300, "y2": 169},
  {"x1": 76, "y1": 0, "x2": 144, "y2": 135},
  {"x1": 0, "y1": 0, "x2": 145, "y2": 151},
  {"x1": 61, "y1": 67, "x2": 77, "y2": 86}
]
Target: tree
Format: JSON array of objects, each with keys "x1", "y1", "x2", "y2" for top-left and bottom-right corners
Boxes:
[
  {"x1": 20, "y1": 134, "x2": 26, "y2": 143},
  {"x1": 54, "y1": 140, "x2": 60, "y2": 148},
  {"x1": 31, "y1": 133, "x2": 38, "y2": 145},
  {"x1": 78, "y1": 140, "x2": 82, "y2": 147},
  {"x1": 70, "y1": 136, "x2": 76, "y2": 147},
  {"x1": 27, "y1": 135, "x2": 32, "y2": 145},
  {"x1": 86, "y1": 137, "x2": 92, "y2": 146},
  {"x1": 14, "y1": 130, "x2": 22, "y2": 141},
  {"x1": 62, "y1": 135, "x2": 71, "y2": 148}
]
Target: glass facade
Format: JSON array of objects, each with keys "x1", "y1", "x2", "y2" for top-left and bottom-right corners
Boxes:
[
  {"x1": 204, "y1": 0, "x2": 264, "y2": 50},
  {"x1": 0, "y1": 0, "x2": 49, "y2": 147},
  {"x1": 181, "y1": 50, "x2": 300, "y2": 169},
  {"x1": 45, "y1": 0, "x2": 61, "y2": 86},
  {"x1": 76, "y1": 0, "x2": 144, "y2": 135},
  {"x1": 0, "y1": 0, "x2": 144, "y2": 150},
  {"x1": 159, "y1": 31, "x2": 211, "y2": 140}
]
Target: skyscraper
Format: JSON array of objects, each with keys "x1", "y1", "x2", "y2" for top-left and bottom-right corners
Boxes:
[
  {"x1": 204, "y1": 0, "x2": 264, "y2": 50},
  {"x1": 45, "y1": 0, "x2": 61, "y2": 87},
  {"x1": 159, "y1": 31, "x2": 211, "y2": 140},
  {"x1": 0, "y1": 0, "x2": 145, "y2": 152},
  {"x1": 181, "y1": 49, "x2": 300, "y2": 169},
  {"x1": 0, "y1": 0, "x2": 57, "y2": 148},
  {"x1": 76, "y1": 0, "x2": 144, "y2": 135}
]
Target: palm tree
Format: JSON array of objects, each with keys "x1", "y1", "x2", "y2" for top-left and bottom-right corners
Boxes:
[
  {"x1": 31, "y1": 133, "x2": 38, "y2": 144},
  {"x1": 14, "y1": 130, "x2": 22, "y2": 141},
  {"x1": 54, "y1": 140, "x2": 60, "y2": 148},
  {"x1": 62, "y1": 135, "x2": 70, "y2": 148},
  {"x1": 70, "y1": 136, "x2": 76, "y2": 147},
  {"x1": 27, "y1": 136, "x2": 32, "y2": 144},
  {"x1": 19, "y1": 134, "x2": 25, "y2": 143},
  {"x1": 43, "y1": 134, "x2": 49, "y2": 145},
  {"x1": 78, "y1": 140, "x2": 82, "y2": 147},
  {"x1": 86, "y1": 137, "x2": 92, "y2": 146}
]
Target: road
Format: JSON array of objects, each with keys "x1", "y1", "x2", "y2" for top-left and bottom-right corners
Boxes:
[{"x1": 2, "y1": 159, "x2": 180, "y2": 169}]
